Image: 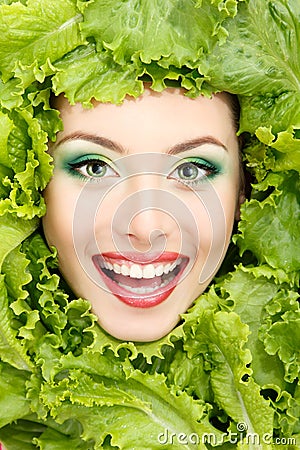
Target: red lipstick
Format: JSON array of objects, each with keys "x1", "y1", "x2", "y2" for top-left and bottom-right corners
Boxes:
[{"x1": 92, "y1": 252, "x2": 189, "y2": 308}]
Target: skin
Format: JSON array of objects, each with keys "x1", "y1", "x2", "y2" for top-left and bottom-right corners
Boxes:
[{"x1": 43, "y1": 88, "x2": 243, "y2": 342}]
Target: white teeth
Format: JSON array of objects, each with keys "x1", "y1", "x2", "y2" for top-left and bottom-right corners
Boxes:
[
  {"x1": 143, "y1": 264, "x2": 156, "y2": 279},
  {"x1": 155, "y1": 265, "x2": 164, "y2": 276},
  {"x1": 101, "y1": 258, "x2": 183, "y2": 279},
  {"x1": 121, "y1": 264, "x2": 130, "y2": 276},
  {"x1": 169, "y1": 262, "x2": 177, "y2": 272},
  {"x1": 130, "y1": 264, "x2": 143, "y2": 279},
  {"x1": 163, "y1": 263, "x2": 171, "y2": 275},
  {"x1": 113, "y1": 263, "x2": 121, "y2": 274},
  {"x1": 118, "y1": 278, "x2": 170, "y2": 294}
]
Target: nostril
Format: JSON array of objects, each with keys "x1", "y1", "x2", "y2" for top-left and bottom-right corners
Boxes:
[
  {"x1": 127, "y1": 228, "x2": 167, "y2": 254},
  {"x1": 149, "y1": 228, "x2": 167, "y2": 242}
]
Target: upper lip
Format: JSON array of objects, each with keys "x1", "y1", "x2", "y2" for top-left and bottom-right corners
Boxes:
[{"x1": 98, "y1": 251, "x2": 182, "y2": 264}]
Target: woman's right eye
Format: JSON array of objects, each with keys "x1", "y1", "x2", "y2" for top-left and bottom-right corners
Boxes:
[{"x1": 68, "y1": 158, "x2": 118, "y2": 180}]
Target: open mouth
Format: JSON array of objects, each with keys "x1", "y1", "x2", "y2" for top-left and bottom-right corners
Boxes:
[{"x1": 92, "y1": 252, "x2": 189, "y2": 308}]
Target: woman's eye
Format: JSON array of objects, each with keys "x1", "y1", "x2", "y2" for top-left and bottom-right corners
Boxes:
[
  {"x1": 68, "y1": 159, "x2": 118, "y2": 180},
  {"x1": 169, "y1": 160, "x2": 219, "y2": 185},
  {"x1": 177, "y1": 163, "x2": 201, "y2": 181}
]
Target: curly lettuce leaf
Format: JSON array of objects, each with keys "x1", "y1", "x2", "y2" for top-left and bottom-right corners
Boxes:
[
  {"x1": 262, "y1": 320, "x2": 300, "y2": 384},
  {"x1": 0, "y1": 275, "x2": 32, "y2": 370},
  {"x1": 0, "y1": 218, "x2": 38, "y2": 373},
  {"x1": 255, "y1": 127, "x2": 300, "y2": 173},
  {"x1": 221, "y1": 268, "x2": 296, "y2": 388},
  {"x1": 52, "y1": 45, "x2": 144, "y2": 106},
  {"x1": 0, "y1": 363, "x2": 31, "y2": 428},
  {"x1": 80, "y1": 0, "x2": 238, "y2": 67},
  {"x1": 235, "y1": 171, "x2": 300, "y2": 275},
  {"x1": 184, "y1": 310, "x2": 273, "y2": 438},
  {"x1": 205, "y1": 0, "x2": 300, "y2": 134},
  {"x1": 0, "y1": 215, "x2": 38, "y2": 270},
  {"x1": 0, "y1": 108, "x2": 53, "y2": 219},
  {"x1": 42, "y1": 369, "x2": 213, "y2": 449},
  {"x1": 33, "y1": 427, "x2": 94, "y2": 450},
  {"x1": 28, "y1": 343, "x2": 219, "y2": 448},
  {"x1": 84, "y1": 308, "x2": 183, "y2": 367},
  {"x1": 0, "y1": 111, "x2": 14, "y2": 172},
  {"x1": 0, "y1": 78, "x2": 24, "y2": 109},
  {"x1": 267, "y1": 389, "x2": 300, "y2": 439},
  {"x1": 260, "y1": 295, "x2": 300, "y2": 384},
  {"x1": 0, "y1": 0, "x2": 84, "y2": 84},
  {"x1": 0, "y1": 237, "x2": 38, "y2": 371},
  {"x1": 0, "y1": 417, "x2": 92, "y2": 450},
  {"x1": 51, "y1": 0, "x2": 242, "y2": 104},
  {"x1": 19, "y1": 233, "x2": 95, "y2": 361},
  {"x1": 167, "y1": 346, "x2": 211, "y2": 404},
  {"x1": 0, "y1": 1, "x2": 299, "y2": 447}
]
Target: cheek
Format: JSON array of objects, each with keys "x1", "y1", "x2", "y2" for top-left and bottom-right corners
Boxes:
[
  {"x1": 42, "y1": 178, "x2": 77, "y2": 252},
  {"x1": 189, "y1": 181, "x2": 237, "y2": 241},
  {"x1": 189, "y1": 180, "x2": 238, "y2": 282}
]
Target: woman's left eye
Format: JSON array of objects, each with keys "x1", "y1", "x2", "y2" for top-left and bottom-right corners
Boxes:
[
  {"x1": 169, "y1": 159, "x2": 219, "y2": 185},
  {"x1": 68, "y1": 159, "x2": 118, "y2": 180}
]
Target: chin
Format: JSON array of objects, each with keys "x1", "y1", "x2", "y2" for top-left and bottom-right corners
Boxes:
[
  {"x1": 93, "y1": 298, "x2": 184, "y2": 342},
  {"x1": 100, "y1": 321, "x2": 178, "y2": 342}
]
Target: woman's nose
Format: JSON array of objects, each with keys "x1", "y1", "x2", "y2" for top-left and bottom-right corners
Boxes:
[
  {"x1": 111, "y1": 180, "x2": 180, "y2": 252},
  {"x1": 128, "y1": 207, "x2": 174, "y2": 250}
]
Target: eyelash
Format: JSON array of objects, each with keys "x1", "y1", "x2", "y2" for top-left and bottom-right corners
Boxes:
[
  {"x1": 169, "y1": 158, "x2": 220, "y2": 186},
  {"x1": 67, "y1": 157, "x2": 118, "y2": 181},
  {"x1": 66, "y1": 156, "x2": 220, "y2": 185}
]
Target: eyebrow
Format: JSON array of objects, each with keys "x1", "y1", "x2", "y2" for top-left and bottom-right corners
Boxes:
[
  {"x1": 56, "y1": 132, "x2": 124, "y2": 154},
  {"x1": 55, "y1": 132, "x2": 228, "y2": 154},
  {"x1": 168, "y1": 137, "x2": 228, "y2": 154}
]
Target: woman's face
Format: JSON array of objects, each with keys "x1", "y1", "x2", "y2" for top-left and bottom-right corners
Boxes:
[{"x1": 43, "y1": 88, "x2": 242, "y2": 341}]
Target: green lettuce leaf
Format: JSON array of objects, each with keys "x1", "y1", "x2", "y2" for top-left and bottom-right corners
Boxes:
[
  {"x1": 0, "y1": 417, "x2": 91, "y2": 450},
  {"x1": 0, "y1": 78, "x2": 24, "y2": 109},
  {"x1": 0, "y1": 0, "x2": 84, "y2": 84},
  {"x1": 183, "y1": 310, "x2": 273, "y2": 439},
  {"x1": 0, "y1": 107, "x2": 53, "y2": 219},
  {"x1": 52, "y1": 44, "x2": 144, "y2": 106},
  {"x1": 262, "y1": 319, "x2": 300, "y2": 384},
  {"x1": 0, "y1": 215, "x2": 38, "y2": 373},
  {"x1": 42, "y1": 369, "x2": 213, "y2": 449},
  {"x1": 19, "y1": 233, "x2": 95, "y2": 360},
  {"x1": 260, "y1": 293, "x2": 300, "y2": 384},
  {"x1": 51, "y1": 0, "x2": 242, "y2": 105},
  {"x1": 268, "y1": 389, "x2": 300, "y2": 439},
  {"x1": 0, "y1": 362, "x2": 31, "y2": 428},
  {"x1": 205, "y1": 0, "x2": 300, "y2": 134},
  {"x1": 0, "y1": 215, "x2": 38, "y2": 270},
  {"x1": 235, "y1": 171, "x2": 300, "y2": 276},
  {"x1": 80, "y1": 0, "x2": 237, "y2": 66},
  {"x1": 221, "y1": 268, "x2": 288, "y2": 389},
  {"x1": 255, "y1": 127, "x2": 300, "y2": 173},
  {"x1": 0, "y1": 0, "x2": 299, "y2": 448},
  {"x1": 0, "y1": 111, "x2": 14, "y2": 171},
  {"x1": 33, "y1": 426, "x2": 94, "y2": 450}
]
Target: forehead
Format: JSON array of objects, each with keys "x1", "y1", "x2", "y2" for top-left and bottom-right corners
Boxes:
[{"x1": 54, "y1": 88, "x2": 235, "y2": 152}]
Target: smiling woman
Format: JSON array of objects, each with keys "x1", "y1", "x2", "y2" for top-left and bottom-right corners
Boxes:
[
  {"x1": 0, "y1": 0, "x2": 299, "y2": 448},
  {"x1": 43, "y1": 88, "x2": 243, "y2": 341}
]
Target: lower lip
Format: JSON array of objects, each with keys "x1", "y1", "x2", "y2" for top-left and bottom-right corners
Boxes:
[{"x1": 92, "y1": 253, "x2": 188, "y2": 308}]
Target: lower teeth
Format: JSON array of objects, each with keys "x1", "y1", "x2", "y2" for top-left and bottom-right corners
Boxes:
[
  {"x1": 102, "y1": 265, "x2": 180, "y2": 295},
  {"x1": 117, "y1": 270, "x2": 177, "y2": 295},
  {"x1": 117, "y1": 278, "x2": 171, "y2": 294}
]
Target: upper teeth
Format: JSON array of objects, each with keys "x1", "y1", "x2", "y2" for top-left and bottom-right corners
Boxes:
[{"x1": 100, "y1": 259, "x2": 182, "y2": 279}]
